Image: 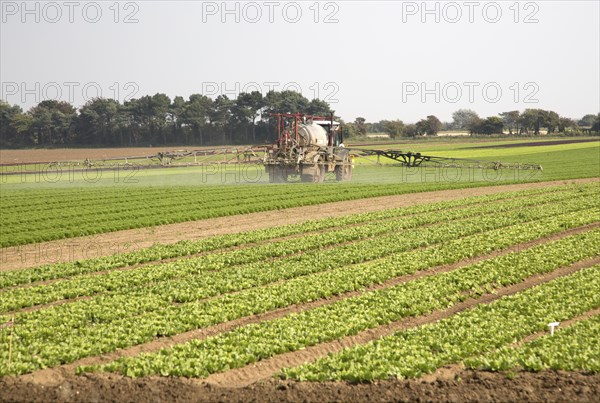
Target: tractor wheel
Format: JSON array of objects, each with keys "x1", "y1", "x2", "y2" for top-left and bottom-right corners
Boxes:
[
  {"x1": 300, "y1": 165, "x2": 314, "y2": 183},
  {"x1": 335, "y1": 164, "x2": 353, "y2": 181},
  {"x1": 313, "y1": 160, "x2": 325, "y2": 183},
  {"x1": 300, "y1": 162, "x2": 323, "y2": 183}
]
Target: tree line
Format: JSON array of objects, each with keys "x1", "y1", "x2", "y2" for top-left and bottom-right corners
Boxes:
[
  {"x1": 347, "y1": 109, "x2": 600, "y2": 138},
  {"x1": 0, "y1": 91, "x2": 333, "y2": 147},
  {"x1": 1, "y1": 92, "x2": 598, "y2": 148}
]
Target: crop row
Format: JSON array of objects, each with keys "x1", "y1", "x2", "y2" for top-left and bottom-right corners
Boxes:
[
  {"x1": 0, "y1": 183, "x2": 492, "y2": 286},
  {"x1": 2, "y1": 180, "x2": 560, "y2": 228},
  {"x1": 3, "y1": 189, "x2": 593, "y2": 312},
  {"x1": 4, "y1": 191, "x2": 597, "y2": 318},
  {"x1": 2, "y1": 179, "x2": 580, "y2": 247},
  {"x1": 2, "y1": 183, "x2": 349, "y2": 226},
  {"x1": 0, "y1": 180, "x2": 468, "y2": 212},
  {"x1": 121, "y1": 197, "x2": 599, "y2": 308},
  {"x1": 1, "y1": 211, "x2": 597, "y2": 375},
  {"x1": 9, "y1": 207, "x2": 599, "y2": 335},
  {"x1": 1, "y1": 185, "x2": 252, "y2": 213},
  {"x1": 5, "y1": 203, "x2": 595, "y2": 344},
  {"x1": 3, "y1": 183, "x2": 589, "y2": 288},
  {"x1": 1, "y1": 186, "x2": 208, "y2": 214},
  {"x1": 0, "y1": 185, "x2": 555, "y2": 288},
  {"x1": 2, "y1": 186, "x2": 349, "y2": 233},
  {"x1": 1, "y1": 182, "x2": 347, "y2": 216},
  {"x1": 83, "y1": 229, "x2": 600, "y2": 378},
  {"x1": 2, "y1": 182, "x2": 451, "y2": 246},
  {"x1": 465, "y1": 314, "x2": 600, "y2": 373},
  {"x1": 282, "y1": 265, "x2": 600, "y2": 381}
]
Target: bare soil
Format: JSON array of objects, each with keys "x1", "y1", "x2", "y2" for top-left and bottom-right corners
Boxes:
[
  {"x1": 2, "y1": 178, "x2": 597, "y2": 271},
  {"x1": 1, "y1": 370, "x2": 598, "y2": 402}
]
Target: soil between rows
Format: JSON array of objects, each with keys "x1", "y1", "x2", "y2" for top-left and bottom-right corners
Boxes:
[
  {"x1": 1, "y1": 370, "x2": 598, "y2": 403},
  {"x1": 2, "y1": 178, "x2": 597, "y2": 271}
]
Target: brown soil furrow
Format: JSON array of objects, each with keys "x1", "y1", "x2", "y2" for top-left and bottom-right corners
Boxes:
[
  {"x1": 202, "y1": 256, "x2": 600, "y2": 387},
  {"x1": 22, "y1": 224, "x2": 599, "y2": 383},
  {"x1": 2, "y1": 178, "x2": 597, "y2": 271},
  {"x1": 4, "y1": 370, "x2": 599, "y2": 403}
]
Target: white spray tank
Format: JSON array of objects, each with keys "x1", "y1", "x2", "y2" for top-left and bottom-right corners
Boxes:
[{"x1": 297, "y1": 123, "x2": 329, "y2": 147}]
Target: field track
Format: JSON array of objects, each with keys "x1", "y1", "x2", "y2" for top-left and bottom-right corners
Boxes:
[{"x1": 2, "y1": 178, "x2": 597, "y2": 271}]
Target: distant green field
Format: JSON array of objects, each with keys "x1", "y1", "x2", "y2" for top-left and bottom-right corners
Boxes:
[
  {"x1": 0, "y1": 137, "x2": 598, "y2": 247},
  {"x1": 1, "y1": 138, "x2": 598, "y2": 188}
]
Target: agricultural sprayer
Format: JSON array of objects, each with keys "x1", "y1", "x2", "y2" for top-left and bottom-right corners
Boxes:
[{"x1": 1, "y1": 112, "x2": 543, "y2": 181}]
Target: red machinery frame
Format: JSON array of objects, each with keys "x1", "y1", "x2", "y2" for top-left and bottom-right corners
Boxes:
[{"x1": 270, "y1": 112, "x2": 336, "y2": 147}]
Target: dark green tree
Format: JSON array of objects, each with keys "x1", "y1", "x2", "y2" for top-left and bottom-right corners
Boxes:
[
  {"x1": 76, "y1": 98, "x2": 120, "y2": 145},
  {"x1": 28, "y1": 100, "x2": 76, "y2": 145}
]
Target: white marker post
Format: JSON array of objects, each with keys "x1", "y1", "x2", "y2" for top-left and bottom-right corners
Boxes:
[{"x1": 548, "y1": 321, "x2": 560, "y2": 336}]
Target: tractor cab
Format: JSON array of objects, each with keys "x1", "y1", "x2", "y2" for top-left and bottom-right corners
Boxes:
[{"x1": 312, "y1": 120, "x2": 343, "y2": 147}]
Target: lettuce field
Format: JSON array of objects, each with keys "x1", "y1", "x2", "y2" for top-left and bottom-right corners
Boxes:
[{"x1": 0, "y1": 137, "x2": 599, "y2": 402}]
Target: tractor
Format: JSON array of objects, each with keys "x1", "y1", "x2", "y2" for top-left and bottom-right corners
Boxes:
[{"x1": 263, "y1": 113, "x2": 353, "y2": 183}]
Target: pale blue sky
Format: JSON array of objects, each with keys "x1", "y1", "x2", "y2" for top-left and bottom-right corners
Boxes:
[{"x1": 1, "y1": 0, "x2": 599, "y2": 122}]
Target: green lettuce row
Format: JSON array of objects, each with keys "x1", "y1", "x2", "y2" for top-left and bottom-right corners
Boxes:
[
  {"x1": 1, "y1": 211, "x2": 597, "y2": 376},
  {"x1": 8, "y1": 202, "x2": 596, "y2": 349},
  {"x1": 0, "y1": 181, "x2": 497, "y2": 214},
  {"x1": 15, "y1": 206, "x2": 600, "y2": 337},
  {"x1": 135, "y1": 196, "x2": 599, "y2": 306},
  {"x1": 7, "y1": 200, "x2": 587, "y2": 330},
  {"x1": 2, "y1": 184, "x2": 338, "y2": 223},
  {"x1": 1, "y1": 180, "x2": 585, "y2": 247},
  {"x1": 0, "y1": 182, "x2": 458, "y2": 247},
  {"x1": 4, "y1": 192, "x2": 597, "y2": 321},
  {"x1": 4, "y1": 188, "x2": 539, "y2": 293},
  {"x1": 0, "y1": 185, "x2": 377, "y2": 246},
  {"x1": 1, "y1": 186, "x2": 252, "y2": 214},
  {"x1": 83, "y1": 229, "x2": 600, "y2": 378},
  {"x1": 282, "y1": 265, "x2": 600, "y2": 381},
  {"x1": 7, "y1": 206, "x2": 600, "y2": 338},
  {"x1": 3, "y1": 182, "x2": 584, "y2": 288},
  {"x1": 3, "y1": 189, "x2": 591, "y2": 312},
  {"x1": 2, "y1": 185, "x2": 343, "y2": 228},
  {"x1": 465, "y1": 314, "x2": 600, "y2": 372}
]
